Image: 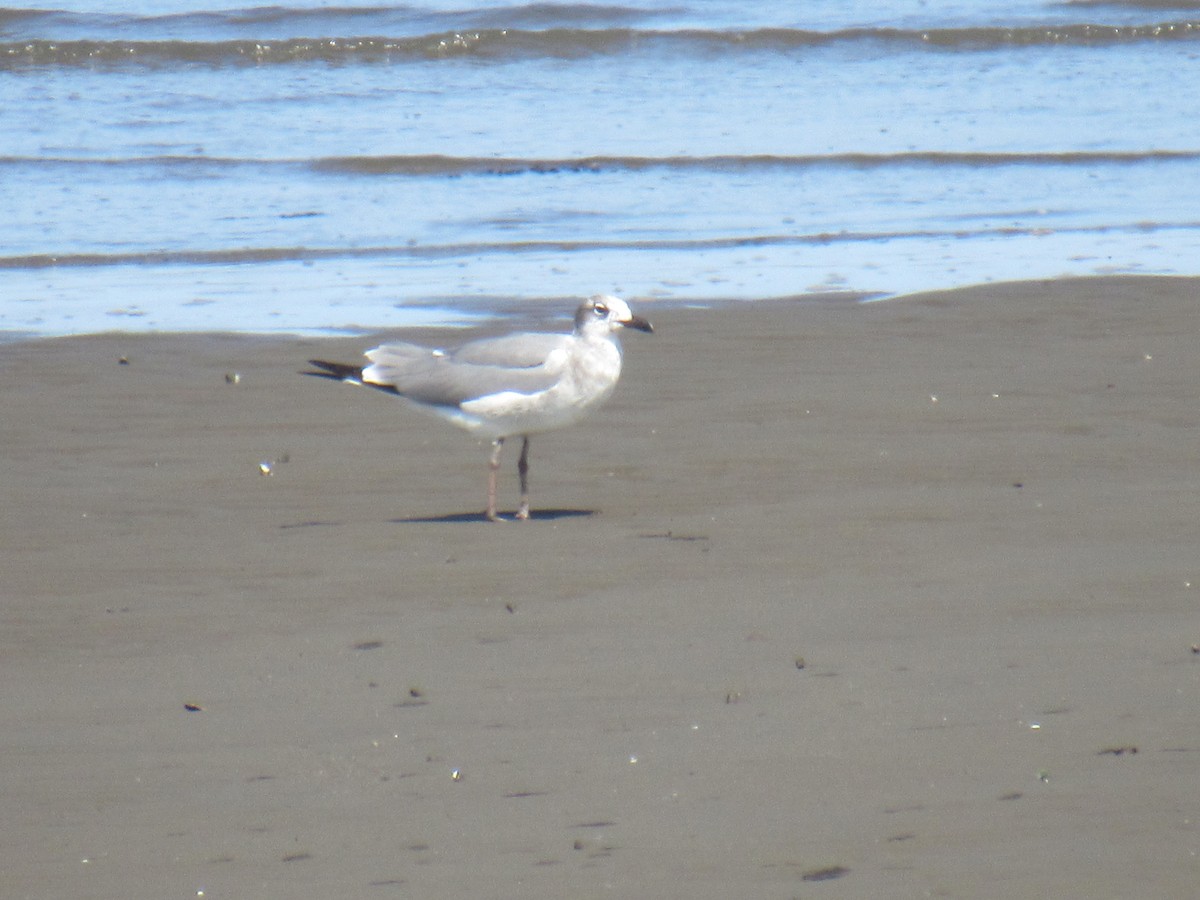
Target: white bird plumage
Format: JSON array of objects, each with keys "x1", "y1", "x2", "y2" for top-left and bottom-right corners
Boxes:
[{"x1": 309, "y1": 294, "x2": 652, "y2": 521}]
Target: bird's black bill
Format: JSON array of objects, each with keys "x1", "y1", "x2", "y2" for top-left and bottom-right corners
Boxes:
[{"x1": 623, "y1": 316, "x2": 654, "y2": 333}]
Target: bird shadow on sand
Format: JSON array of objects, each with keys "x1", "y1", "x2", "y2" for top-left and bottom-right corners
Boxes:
[
  {"x1": 390, "y1": 508, "x2": 595, "y2": 524},
  {"x1": 278, "y1": 509, "x2": 594, "y2": 530}
]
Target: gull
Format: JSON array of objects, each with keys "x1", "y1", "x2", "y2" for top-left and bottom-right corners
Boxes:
[{"x1": 308, "y1": 294, "x2": 653, "y2": 521}]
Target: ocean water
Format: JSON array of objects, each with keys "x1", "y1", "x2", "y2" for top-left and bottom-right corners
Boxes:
[{"x1": 2, "y1": 1, "x2": 1199, "y2": 338}]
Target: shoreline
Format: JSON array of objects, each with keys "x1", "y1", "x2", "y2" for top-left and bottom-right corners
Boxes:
[
  {"x1": 4, "y1": 274, "x2": 1199, "y2": 898},
  {"x1": 2, "y1": 268, "x2": 1190, "y2": 344}
]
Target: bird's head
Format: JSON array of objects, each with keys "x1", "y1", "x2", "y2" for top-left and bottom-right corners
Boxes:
[{"x1": 576, "y1": 294, "x2": 654, "y2": 337}]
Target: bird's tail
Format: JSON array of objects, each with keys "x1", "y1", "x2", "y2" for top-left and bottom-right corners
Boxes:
[{"x1": 306, "y1": 359, "x2": 365, "y2": 383}]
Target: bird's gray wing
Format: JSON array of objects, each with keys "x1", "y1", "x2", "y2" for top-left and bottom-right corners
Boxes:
[
  {"x1": 364, "y1": 336, "x2": 564, "y2": 407},
  {"x1": 449, "y1": 332, "x2": 569, "y2": 368}
]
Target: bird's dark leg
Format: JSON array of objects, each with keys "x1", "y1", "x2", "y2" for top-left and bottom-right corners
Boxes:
[
  {"x1": 486, "y1": 438, "x2": 504, "y2": 521},
  {"x1": 516, "y1": 436, "x2": 531, "y2": 520}
]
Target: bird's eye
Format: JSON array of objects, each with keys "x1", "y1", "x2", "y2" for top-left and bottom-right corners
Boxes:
[{"x1": 593, "y1": 303, "x2": 608, "y2": 317}]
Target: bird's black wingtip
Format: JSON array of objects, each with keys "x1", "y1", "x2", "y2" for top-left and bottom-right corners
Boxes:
[{"x1": 305, "y1": 359, "x2": 364, "y2": 382}]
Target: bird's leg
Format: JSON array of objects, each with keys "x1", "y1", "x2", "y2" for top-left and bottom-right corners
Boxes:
[
  {"x1": 486, "y1": 438, "x2": 504, "y2": 521},
  {"x1": 516, "y1": 436, "x2": 531, "y2": 520}
]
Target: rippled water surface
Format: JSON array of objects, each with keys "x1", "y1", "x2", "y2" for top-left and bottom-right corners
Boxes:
[{"x1": 3, "y1": 1, "x2": 1199, "y2": 336}]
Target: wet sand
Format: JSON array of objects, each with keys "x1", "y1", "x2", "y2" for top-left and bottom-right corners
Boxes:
[{"x1": 3, "y1": 276, "x2": 1198, "y2": 898}]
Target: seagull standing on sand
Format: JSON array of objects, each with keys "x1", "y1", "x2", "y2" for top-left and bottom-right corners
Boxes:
[{"x1": 309, "y1": 294, "x2": 653, "y2": 521}]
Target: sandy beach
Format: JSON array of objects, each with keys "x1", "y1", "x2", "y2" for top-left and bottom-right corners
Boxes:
[{"x1": 3, "y1": 275, "x2": 1198, "y2": 898}]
